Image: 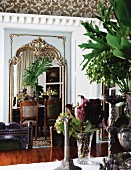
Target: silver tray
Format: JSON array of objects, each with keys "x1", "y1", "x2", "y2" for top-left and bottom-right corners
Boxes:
[{"x1": 114, "y1": 152, "x2": 131, "y2": 169}]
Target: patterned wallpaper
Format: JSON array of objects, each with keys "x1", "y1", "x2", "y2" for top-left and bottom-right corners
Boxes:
[{"x1": 0, "y1": 0, "x2": 110, "y2": 18}]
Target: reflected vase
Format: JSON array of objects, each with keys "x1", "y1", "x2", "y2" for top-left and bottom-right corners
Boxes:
[{"x1": 77, "y1": 132, "x2": 94, "y2": 165}]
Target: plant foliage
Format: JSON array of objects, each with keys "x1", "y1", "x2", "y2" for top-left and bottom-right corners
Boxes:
[
  {"x1": 79, "y1": 0, "x2": 131, "y2": 92},
  {"x1": 55, "y1": 111, "x2": 99, "y2": 138},
  {"x1": 109, "y1": 0, "x2": 131, "y2": 28},
  {"x1": 22, "y1": 57, "x2": 52, "y2": 88},
  {"x1": 55, "y1": 99, "x2": 105, "y2": 138}
]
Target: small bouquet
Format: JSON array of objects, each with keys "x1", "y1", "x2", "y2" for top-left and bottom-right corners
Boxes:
[{"x1": 55, "y1": 95, "x2": 106, "y2": 138}]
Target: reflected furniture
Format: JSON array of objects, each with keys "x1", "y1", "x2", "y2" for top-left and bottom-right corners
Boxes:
[
  {"x1": 44, "y1": 97, "x2": 61, "y2": 139},
  {"x1": 0, "y1": 122, "x2": 33, "y2": 151},
  {"x1": 9, "y1": 37, "x2": 67, "y2": 124},
  {"x1": 20, "y1": 101, "x2": 39, "y2": 140},
  {"x1": 12, "y1": 104, "x2": 44, "y2": 134}
]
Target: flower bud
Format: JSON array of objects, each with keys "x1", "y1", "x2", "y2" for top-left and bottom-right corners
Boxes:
[{"x1": 75, "y1": 107, "x2": 86, "y2": 122}]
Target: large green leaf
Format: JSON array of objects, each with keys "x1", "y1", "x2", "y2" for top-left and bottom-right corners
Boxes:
[
  {"x1": 113, "y1": 49, "x2": 131, "y2": 61},
  {"x1": 97, "y1": 1, "x2": 118, "y2": 35},
  {"x1": 81, "y1": 21, "x2": 104, "y2": 38},
  {"x1": 106, "y1": 33, "x2": 120, "y2": 48},
  {"x1": 107, "y1": 34, "x2": 131, "y2": 61},
  {"x1": 81, "y1": 49, "x2": 105, "y2": 70},
  {"x1": 109, "y1": 0, "x2": 131, "y2": 28},
  {"x1": 82, "y1": 40, "x2": 108, "y2": 50}
]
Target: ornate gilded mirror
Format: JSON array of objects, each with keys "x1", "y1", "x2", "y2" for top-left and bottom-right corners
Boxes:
[{"x1": 9, "y1": 36, "x2": 67, "y2": 122}]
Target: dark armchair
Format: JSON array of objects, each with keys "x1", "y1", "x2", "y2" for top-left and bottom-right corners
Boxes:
[{"x1": 44, "y1": 97, "x2": 61, "y2": 139}]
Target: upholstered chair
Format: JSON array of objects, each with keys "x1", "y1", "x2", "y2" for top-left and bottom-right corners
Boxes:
[
  {"x1": 44, "y1": 97, "x2": 61, "y2": 139},
  {"x1": 20, "y1": 101, "x2": 39, "y2": 140}
]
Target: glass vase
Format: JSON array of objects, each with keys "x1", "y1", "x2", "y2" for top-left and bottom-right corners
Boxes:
[{"x1": 77, "y1": 132, "x2": 94, "y2": 165}]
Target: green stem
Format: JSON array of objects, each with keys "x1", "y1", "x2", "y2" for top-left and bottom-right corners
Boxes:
[{"x1": 82, "y1": 133, "x2": 88, "y2": 158}]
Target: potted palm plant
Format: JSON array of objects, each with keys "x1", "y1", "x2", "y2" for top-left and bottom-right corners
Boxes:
[{"x1": 22, "y1": 57, "x2": 52, "y2": 98}]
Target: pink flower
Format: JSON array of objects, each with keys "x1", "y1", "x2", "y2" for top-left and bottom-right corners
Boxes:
[
  {"x1": 75, "y1": 107, "x2": 87, "y2": 122},
  {"x1": 78, "y1": 95, "x2": 88, "y2": 107}
]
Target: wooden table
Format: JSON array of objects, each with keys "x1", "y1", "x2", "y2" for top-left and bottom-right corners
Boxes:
[
  {"x1": 0, "y1": 142, "x2": 109, "y2": 166},
  {"x1": 0, "y1": 146, "x2": 78, "y2": 166}
]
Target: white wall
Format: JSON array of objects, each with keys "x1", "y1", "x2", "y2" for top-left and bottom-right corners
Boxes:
[
  {"x1": 0, "y1": 13, "x2": 102, "y2": 123},
  {"x1": 71, "y1": 24, "x2": 101, "y2": 105},
  {"x1": 0, "y1": 27, "x2": 5, "y2": 121}
]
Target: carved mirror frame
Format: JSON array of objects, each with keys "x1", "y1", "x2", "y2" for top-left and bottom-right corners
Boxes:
[
  {"x1": 9, "y1": 35, "x2": 67, "y2": 122},
  {"x1": 0, "y1": 13, "x2": 103, "y2": 126}
]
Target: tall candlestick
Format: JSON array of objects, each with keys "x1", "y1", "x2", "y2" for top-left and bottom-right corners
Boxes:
[
  {"x1": 64, "y1": 118, "x2": 70, "y2": 161},
  {"x1": 54, "y1": 117, "x2": 82, "y2": 170}
]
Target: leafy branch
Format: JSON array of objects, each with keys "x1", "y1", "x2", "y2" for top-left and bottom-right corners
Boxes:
[
  {"x1": 79, "y1": 0, "x2": 131, "y2": 91},
  {"x1": 22, "y1": 57, "x2": 52, "y2": 88}
]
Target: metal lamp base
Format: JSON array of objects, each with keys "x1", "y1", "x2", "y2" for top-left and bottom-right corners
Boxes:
[
  {"x1": 99, "y1": 157, "x2": 120, "y2": 170},
  {"x1": 54, "y1": 159, "x2": 82, "y2": 170}
]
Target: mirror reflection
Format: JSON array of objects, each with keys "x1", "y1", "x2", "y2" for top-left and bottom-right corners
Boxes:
[{"x1": 9, "y1": 37, "x2": 67, "y2": 142}]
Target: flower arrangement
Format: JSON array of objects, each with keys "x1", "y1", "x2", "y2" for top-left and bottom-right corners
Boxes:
[
  {"x1": 17, "y1": 89, "x2": 29, "y2": 103},
  {"x1": 55, "y1": 96, "x2": 106, "y2": 138},
  {"x1": 43, "y1": 87, "x2": 58, "y2": 96}
]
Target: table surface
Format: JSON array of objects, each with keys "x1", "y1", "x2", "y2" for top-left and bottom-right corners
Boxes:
[
  {"x1": 0, "y1": 146, "x2": 78, "y2": 166},
  {"x1": 0, "y1": 143, "x2": 109, "y2": 166},
  {"x1": 0, "y1": 157, "x2": 105, "y2": 170}
]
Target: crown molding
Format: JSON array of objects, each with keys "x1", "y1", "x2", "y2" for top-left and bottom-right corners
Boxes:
[{"x1": 0, "y1": 12, "x2": 103, "y2": 28}]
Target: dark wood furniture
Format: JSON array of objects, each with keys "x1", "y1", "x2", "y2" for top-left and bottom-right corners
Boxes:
[
  {"x1": 50, "y1": 126, "x2": 77, "y2": 147},
  {"x1": 44, "y1": 97, "x2": 61, "y2": 139},
  {"x1": 12, "y1": 105, "x2": 44, "y2": 134},
  {"x1": 0, "y1": 142, "x2": 109, "y2": 166},
  {"x1": 0, "y1": 146, "x2": 77, "y2": 166},
  {"x1": 0, "y1": 122, "x2": 33, "y2": 151},
  {"x1": 20, "y1": 101, "x2": 39, "y2": 140}
]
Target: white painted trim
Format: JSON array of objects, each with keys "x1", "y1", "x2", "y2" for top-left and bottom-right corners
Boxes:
[
  {"x1": 0, "y1": 12, "x2": 103, "y2": 28},
  {"x1": 0, "y1": 12, "x2": 103, "y2": 122},
  {"x1": 0, "y1": 28, "x2": 4, "y2": 122}
]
